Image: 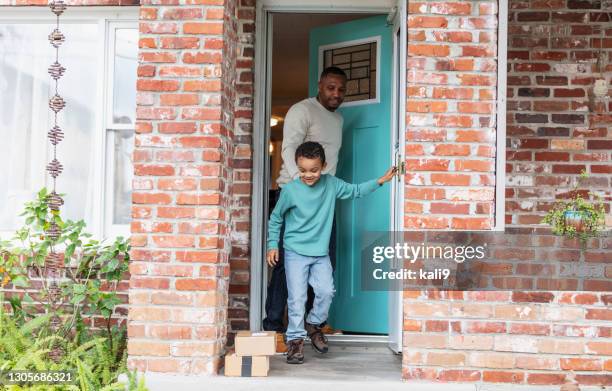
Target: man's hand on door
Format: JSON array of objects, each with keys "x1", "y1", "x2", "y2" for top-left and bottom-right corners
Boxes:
[{"x1": 267, "y1": 249, "x2": 279, "y2": 267}]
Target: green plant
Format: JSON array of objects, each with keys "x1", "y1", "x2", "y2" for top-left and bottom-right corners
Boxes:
[
  {"x1": 0, "y1": 298, "x2": 146, "y2": 390},
  {"x1": 542, "y1": 170, "x2": 606, "y2": 244},
  {"x1": 0, "y1": 189, "x2": 147, "y2": 390},
  {"x1": 0, "y1": 188, "x2": 130, "y2": 337}
]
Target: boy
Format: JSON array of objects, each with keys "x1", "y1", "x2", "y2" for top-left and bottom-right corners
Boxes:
[{"x1": 266, "y1": 141, "x2": 396, "y2": 364}]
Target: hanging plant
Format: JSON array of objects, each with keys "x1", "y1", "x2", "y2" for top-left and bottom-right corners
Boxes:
[{"x1": 542, "y1": 170, "x2": 606, "y2": 245}]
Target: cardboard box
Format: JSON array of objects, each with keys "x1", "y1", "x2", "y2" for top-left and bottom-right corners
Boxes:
[
  {"x1": 224, "y1": 353, "x2": 269, "y2": 377},
  {"x1": 234, "y1": 331, "x2": 276, "y2": 356}
]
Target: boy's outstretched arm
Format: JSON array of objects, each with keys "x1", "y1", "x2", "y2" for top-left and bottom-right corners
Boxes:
[
  {"x1": 266, "y1": 190, "x2": 291, "y2": 266},
  {"x1": 377, "y1": 166, "x2": 398, "y2": 185},
  {"x1": 334, "y1": 166, "x2": 397, "y2": 200}
]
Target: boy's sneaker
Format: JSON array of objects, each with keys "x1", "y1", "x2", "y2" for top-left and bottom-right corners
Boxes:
[
  {"x1": 305, "y1": 322, "x2": 329, "y2": 354},
  {"x1": 286, "y1": 338, "x2": 304, "y2": 364}
]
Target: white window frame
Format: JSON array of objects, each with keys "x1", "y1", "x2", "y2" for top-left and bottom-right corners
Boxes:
[
  {"x1": 104, "y1": 20, "x2": 138, "y2": 239},
  {"x1": 0, "y1": 7, "x2": 138, "y2": 240}
]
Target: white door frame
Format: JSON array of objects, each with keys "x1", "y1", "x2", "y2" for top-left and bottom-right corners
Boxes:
[
  {"x1": 387, "y1": 0, "x2": 407, "y2": 353},
  {"x1": 250, "y1": 0, "x2": 407, "y2": 345}
]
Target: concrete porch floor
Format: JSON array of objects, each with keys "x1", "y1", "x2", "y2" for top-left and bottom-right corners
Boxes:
[{"x1": 144, "y1": 341, "x2": 605, "y2": 391}]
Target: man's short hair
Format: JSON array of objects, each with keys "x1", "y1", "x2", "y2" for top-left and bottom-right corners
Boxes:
[
  {"x1": 320, "y1": 66, "x2": 347, "y2": 81},
  {"x1": 295, "y1": 141, "x2": 326, "y2": 165}
]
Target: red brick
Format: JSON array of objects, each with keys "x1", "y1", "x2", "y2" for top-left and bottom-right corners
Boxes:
[
  {"x1": 433, "y1": 144, "x2": 471, "y2": 156},
  {"x1": 431, "y1": 173, "x2": 471, "y2": 186},
  {"x1": 406, "y1": 159, "x2": 450, "y2": 171},
  {"x1": 483, "y1": 371, "x2": 525, "y2": 383},
  {"x1": 438, "y1": 370, "x2": 481, "y2": 382},
  {"x1": 183, "y1": 22, "x2": 223, "y2": 35},
  {"x1": 430, "y1": 202, "x2": 470, "y2": 214},
  {"x1": 183, "y1": 80, "x2": 222, "y2": 92},
  {"x1": 527, "y1": 373, "x2": 566, "y2": 385},
  {"x1": 160, "y1": 94, "x2": 200, "y2": 106},
  {"x1": 175, "y1": 278, "x2": 216, "y2": 291},
  {"x1": 408, "y1": 44, "x2": 450, "y2": 57},
  {"x1": 560, "y1": 358, "x2": 602, "y2": 371},
  {"x1": 408, "y1": 16, "x2": 449, "y2": 28},
  {"x1": 407, "y1": 101, "x2": 447, "y2": 113},
  {"x1": 160, "y1": 37, "x2": 200, "y2": 49}
]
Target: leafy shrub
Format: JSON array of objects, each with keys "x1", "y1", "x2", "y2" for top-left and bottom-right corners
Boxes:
[{"x1": 0, "y1": 189, "x2": 147, "y2": 390}]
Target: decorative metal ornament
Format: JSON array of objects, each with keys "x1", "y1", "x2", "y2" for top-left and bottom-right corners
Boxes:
[
  {"x1": 49, "y1": 94, "x2": 66, "y2": 113},
  {"x1": 47, "y1": 191, "x2": 64, "y2": 211},
  {"x1": 45, "y1": 252, "x2": 62, "y2": 269},
  {"x1": 48, "y1": 28, "x2": 65, "y2": 48},
  {"x1": 48, "y1": 62, "x2": 66, "y2": 80},
  {"x1": 46, "y1": 158, "x2": 63, "y2": 178},
  {"x1": 46, "y1": 0, "x2": 67, "y2": 363},
  {"x1": 49, "y1": 0, "x2": 66, "y2": 16},
  {"x1": 45, "y1": 222, "x2": 61, "y2": 241},
  {"x1": 48, "y1": 125, "x2": 64, "y2": 145}
]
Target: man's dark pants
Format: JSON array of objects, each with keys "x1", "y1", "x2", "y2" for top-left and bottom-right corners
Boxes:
[{"x1": 263, "y1": 188, "x2": 336, "y2": 332}]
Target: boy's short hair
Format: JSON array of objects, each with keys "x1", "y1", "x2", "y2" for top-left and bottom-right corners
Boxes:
[
  {"x1": 320, "y1": 66, "x2": 347, "y2": 81},
  {"x1": 295, "y1": 141, "x2": 326, "y2": 165}
]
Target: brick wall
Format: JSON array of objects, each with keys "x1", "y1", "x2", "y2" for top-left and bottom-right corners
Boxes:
[
  {"x1": 402, "y1": 1, "x2": 612, "y2": 387},
  {"x1": 128, "y1": 0, "x2": 239, "y2": 375},
  {"x1": 401, "y1": 230, "x2": 612, "y2": 386},
  {"x1": 4, "y1": 0, "x2": 611, "y2": 384},
  {"x1": 405, "y1": 0, "x2": 498, "y2": 231},
  {"x1": 506, "y1": 0, "x2": 612, "y2": 227}
]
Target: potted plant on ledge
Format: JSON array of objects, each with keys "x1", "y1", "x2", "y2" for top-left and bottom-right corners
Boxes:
[{"x1": 542, "y1": 170, "x2": 606, "y2": 245}]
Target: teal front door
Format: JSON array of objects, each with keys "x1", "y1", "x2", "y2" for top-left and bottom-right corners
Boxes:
[{"x1": 309, "y1": 15, "x2": 392, "y2": 334}]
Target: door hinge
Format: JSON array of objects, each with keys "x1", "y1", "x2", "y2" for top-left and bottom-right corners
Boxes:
[
  {"x1": 386, "y1": 6, "x2": 398, "y2": 26},
  {"x1": 396, "y1": 160, "x2": 405, "y2": 182}
]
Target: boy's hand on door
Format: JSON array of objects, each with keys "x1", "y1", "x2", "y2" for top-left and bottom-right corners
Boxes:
[
  {"x1": 377, "y1": 166, "x2": 398, "y2": 185},
  {"x1": 266, "y1": 249, "x2": 279, "y2": 267}
]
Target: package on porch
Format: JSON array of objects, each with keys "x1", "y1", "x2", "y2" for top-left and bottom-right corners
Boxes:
[
  {"x1": 224, "y1": 351, "x2": 270, "y2": 377},
  {"x1": 234, "y1": 331, "x2": 276, "y2": 356}
]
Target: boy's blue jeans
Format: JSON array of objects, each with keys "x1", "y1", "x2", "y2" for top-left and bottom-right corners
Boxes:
[{"x1": 284, "y1": 249, "x2": 335, "y2": 342}]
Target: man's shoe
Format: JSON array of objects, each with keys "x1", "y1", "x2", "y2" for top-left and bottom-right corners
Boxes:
[
  {"x1": 276, "y1": 332, "x2": 287, "y2": 353},
  {"x1": 305, "y1": 322, "x2": 329, "y2": 354},
  {"x1": 286, "y1": 338, "x2": 304, "y2": 364}
]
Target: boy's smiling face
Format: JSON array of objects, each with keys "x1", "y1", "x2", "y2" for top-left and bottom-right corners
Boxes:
[{"x1": 297, "y1": 156, "x2": 326, "y2": 186}]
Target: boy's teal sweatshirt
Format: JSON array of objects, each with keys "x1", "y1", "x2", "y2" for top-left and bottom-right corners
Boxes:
[{"x1": 267, "y1": 174, "x2": 381, "y2": 257}]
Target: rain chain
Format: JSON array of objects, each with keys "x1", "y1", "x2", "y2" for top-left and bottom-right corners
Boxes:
[{"x1": 46, "y1": 0, "x2": 67, "y2": 361}]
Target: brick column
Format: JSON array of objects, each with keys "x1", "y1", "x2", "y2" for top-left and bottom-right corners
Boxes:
[
  {"x1": 404, "y1": 0, "x2": 498, "y2": 231},
  {"x1": 128, "y1": 0, "x2": 238, "y2": 375},
  {"x1": 402, "y1": 0, "x2": 500, "y2": 382}
]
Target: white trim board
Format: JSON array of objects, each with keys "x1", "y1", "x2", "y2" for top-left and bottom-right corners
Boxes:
[
  {"x1": 495, "y1": 0, "x2": 508, "y2": 231},
  {"x1": 258, "y1": 0, "x2": 394, "y2": 12}
]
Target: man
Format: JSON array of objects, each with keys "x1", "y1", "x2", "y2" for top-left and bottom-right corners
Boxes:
[{"x1": 264, "y1": 66, "x2": 347, "y2": 349}]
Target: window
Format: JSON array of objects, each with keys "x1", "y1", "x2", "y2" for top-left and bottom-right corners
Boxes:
[
  {"x1": 0, "y1": 9, "x2": 138, "y2": 239},
  {"x1": 323, "y1": 41, "x2": 377, "y2": 102},
  {"x1": 319, "y1": 36, "x2": 380, "y2": 105},
  {"x1": 105, "y1": 25, "x2": 138, "y2": 237}
]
